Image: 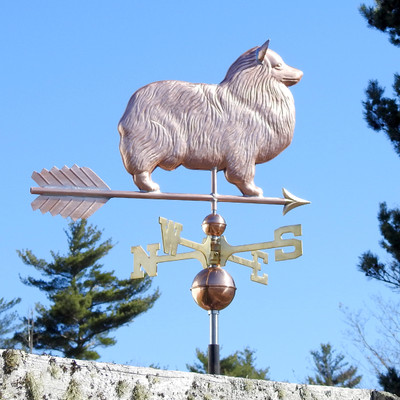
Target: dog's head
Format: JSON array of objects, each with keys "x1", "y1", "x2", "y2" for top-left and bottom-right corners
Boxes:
[{"x1": 257, "y1": 40, "x2": 303, "y2": 87}]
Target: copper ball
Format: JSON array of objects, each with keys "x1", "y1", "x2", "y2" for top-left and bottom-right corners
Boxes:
[
  {"x1": 201, "y1": 214, "x2": 226, "y2": 236},
  {"x1": 191, "y1": 267, "x2": 236, "y2": 311}
]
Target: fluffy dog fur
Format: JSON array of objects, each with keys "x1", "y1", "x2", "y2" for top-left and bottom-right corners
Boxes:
[{"x1": 118, "y1": 41, "x2": 302, "y2": 196}]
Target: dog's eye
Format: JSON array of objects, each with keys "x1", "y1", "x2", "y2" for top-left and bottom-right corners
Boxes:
[{"x1": 275, "y1": 63, "x2": 283, "y2": 69}]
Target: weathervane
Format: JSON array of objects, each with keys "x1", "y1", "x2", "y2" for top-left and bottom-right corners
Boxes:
[
  {"x1": 130, "y1": 169, "x2": 303, "y2": 285},
  {"x1": 30, "y1": 39, "x2": 308, "y2": 375}
]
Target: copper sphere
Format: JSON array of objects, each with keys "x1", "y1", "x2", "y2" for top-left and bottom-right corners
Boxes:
[
  {"x1": 191, "y1": 267, "x2": 236, "y2": 311},
  {"x1": 201, "y1": 214, "x2": 227, "y2": 236}
]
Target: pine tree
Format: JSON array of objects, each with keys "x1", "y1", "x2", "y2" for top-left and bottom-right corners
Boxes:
[
  {"x1": 360, "y1": 1, "x2": 400, "y2": 47},
  {"x1": 0, "y1": 297, "x2": 21, "y2": 348},
  {"x1": 306, "y1": 343, "x2": 362, "y2": 388},
  {"x1": 186, "y1": 347, "x2": 269, "y2": 379},
  {"x1": 360, "y1": 1, "x2": 400, "y2": 156},
  {"x1": 362, "y1": 77, "x2": 400, "y2": 156},
  {"x1": 358, "y1": 2, "x2": 400, "y2": 393},
  {"x1": 378, "y1": 367, "x2": 400, "y2": 396},
  {"x1": 15, "y1": 219, "x2": 159, "y2": 360},
  {"x1": 358, "y1": 203, "x2": 400, "y2": 290}
]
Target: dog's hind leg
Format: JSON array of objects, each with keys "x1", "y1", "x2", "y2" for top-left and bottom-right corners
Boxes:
[
  {"x1": 133, "y1": 171, "x2": 160, "y2": 192},
  {"x1": 224, "y1": 162, "x2": 263, "y2": 197}
]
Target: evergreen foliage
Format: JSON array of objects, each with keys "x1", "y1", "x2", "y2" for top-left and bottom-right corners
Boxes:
[
  {"x1": 15, "y1": 220, "x2": 159, "y2": 360},
  {"x1": 186, "y1": 347, "x2": 269, "y2": 379},
  {"x1": 378, "y1": 367, "x2": 400, "y2": 396},
  {"x1": 306, "y1": 343, "x2": 362, "y2": 388},
  {"x1": 0, "y1": 297, "x2": 21, "y2": 348},
  {"x1": 359, "y1": 2, "x2": 400, "y2": 391},
  {"x1": 360, "y1": 0, "x2": 400, "y2": 156},
  {"x1": 358, "y1": 203, "x2": 400, "y2": 290},
  {"x1": 360, "y1": 0, "x2": 400, "y2": 47},
  {"x1": 362, "y1": 77, "x2": 400, "y2": 156}
]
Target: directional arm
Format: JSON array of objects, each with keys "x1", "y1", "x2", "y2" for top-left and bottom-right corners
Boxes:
[
  {"x1": 219, "y1": 225, "x2": 303, "y2": 265},
  {"x1": 130, "y1": 217, "x2": 303, "y2": 286},
  {"x1": 131, "y1": 243, "x2": 207, "y2": 279}
]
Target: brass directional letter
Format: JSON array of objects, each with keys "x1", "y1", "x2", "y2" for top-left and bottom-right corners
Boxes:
[
  {"x1": 159, "y1": 217, "x2": 183, "y2": 256},
  {"x1": 250, "y1": 251, "x2": 269, "y2": 285},
  {"x1": 131, "y1": 243, "x2": 160, "y2": 279},
  {"x1": 130, "y1": 218, "x2": 304, "y2": 286},
  {"x1": 273, "y1": 225, "x2": 302, "y2": 261}
]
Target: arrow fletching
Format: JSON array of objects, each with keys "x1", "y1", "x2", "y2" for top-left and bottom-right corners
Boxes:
[{"x1": 31, "y1": 165, "x2": 110, "y2": 221}]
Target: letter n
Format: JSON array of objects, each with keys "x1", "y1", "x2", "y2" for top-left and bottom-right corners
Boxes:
[
  {"x1": 159, "y1": 217, "x2": 183, "y2": 256},
  {"x1": 131, "y1": 243, "x2": 160, "y2": 279}
]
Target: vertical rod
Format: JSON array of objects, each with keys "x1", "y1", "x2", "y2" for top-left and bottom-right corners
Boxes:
[
  {"x1": 208, "y1": 310, "x2": 220, "y2": 374},
  {"x1": 208, "y1": 171, "x2": 221, "y2": 374},
  {"x1": 211, "y1": 167, "x2": 218, "y2": 214},
  {"x1": 209, "y1": 309, "x2": 219, "y2": 344}
]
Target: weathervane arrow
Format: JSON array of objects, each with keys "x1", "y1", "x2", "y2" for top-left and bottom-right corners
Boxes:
[{"x1": 30, "y1": 165, "x2": 310, "y2": 220}]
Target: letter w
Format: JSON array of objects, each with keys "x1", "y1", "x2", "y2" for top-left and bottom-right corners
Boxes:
[{"x1": 159, "y1": 217, "x2": 183, "y2": 256}]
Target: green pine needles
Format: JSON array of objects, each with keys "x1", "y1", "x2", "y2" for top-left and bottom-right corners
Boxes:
[
  {"x1": 16, "y1": 220, "x2": 159, "y2": 360},
  {"x1": 358, "y1": 202, "x2": 400, "y2": 290},
  {"x1": 0, "y1": 297, "x2": 21, "y2": 348},
  {"x1": 187, "y1": 347, "x2": 269, "y2": 379},
  {"x1": 358, "y1": 1, "x2": 400, "y2": 395},
  {"x1": 360, "y1": 0, "x2": 400, "y2": 156},
  {"x1": 307, "y1": 343, "x2": 362, "y2": 388},
  {"x1": 360, "y1": 1, "x2": 400, "y2": 47}
]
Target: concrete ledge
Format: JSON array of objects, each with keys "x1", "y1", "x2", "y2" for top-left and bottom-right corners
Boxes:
[{"x1": 0, "y1": 349, "x2": 398, "y2": 400}]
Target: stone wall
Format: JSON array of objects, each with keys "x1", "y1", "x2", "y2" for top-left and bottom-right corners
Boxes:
[{"x1": 0, "y1": 349, "x2": 398, "y2": 400}]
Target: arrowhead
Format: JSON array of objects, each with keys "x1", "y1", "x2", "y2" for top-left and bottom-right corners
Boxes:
[{"x1": 282, "y1": 188, "x2": 310, "y2": 215}]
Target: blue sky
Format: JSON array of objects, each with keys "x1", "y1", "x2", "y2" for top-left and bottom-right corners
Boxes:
[{"x1": 1, "y1": 0, "x2": 399, "y2": 389}]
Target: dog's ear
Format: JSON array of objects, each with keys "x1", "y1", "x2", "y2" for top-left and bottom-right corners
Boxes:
[{"x1": 256, "y1": 39, "x2": 270, "y2": 64}]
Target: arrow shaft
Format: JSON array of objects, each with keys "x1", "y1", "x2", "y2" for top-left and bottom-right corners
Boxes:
[{"x1": 30, "y1": 186, "x2": 289, "y2": 206}]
